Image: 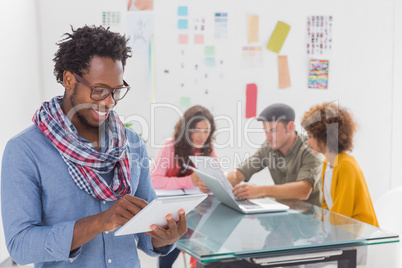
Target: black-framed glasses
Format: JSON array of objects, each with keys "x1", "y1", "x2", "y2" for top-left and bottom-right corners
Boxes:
[{"x1": 73, "y1": 72, "x2": 131, "y2": 101}]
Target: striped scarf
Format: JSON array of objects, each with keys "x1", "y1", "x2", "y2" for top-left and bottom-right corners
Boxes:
[{"x1": 32, "y1": 96, "x2": 131, "y2": 201}]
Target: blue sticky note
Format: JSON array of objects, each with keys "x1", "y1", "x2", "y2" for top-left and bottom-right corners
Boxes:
[
  {"x1": 178, "y1": 19, "x2": 188, "y2": 29},
  {"x1": 178, "y1": 6, "x2": 188, "y2": 16},
  {"x1": 205, "y1": 57, "x2": 215, "y2": 67}
]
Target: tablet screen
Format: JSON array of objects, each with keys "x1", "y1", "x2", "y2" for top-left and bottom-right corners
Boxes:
[{"x1": 115, "y1": 193, "x2": 208, "y2": 236}]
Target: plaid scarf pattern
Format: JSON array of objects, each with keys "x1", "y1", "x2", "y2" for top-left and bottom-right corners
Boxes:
[{"x1": 32, "y1": 96, "x2": 132, "y2": 201}]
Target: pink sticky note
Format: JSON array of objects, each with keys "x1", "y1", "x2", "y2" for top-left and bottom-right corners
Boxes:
[
  {"x1": 178, "y1": 34, "x2": 188, "y2": 44},
  {"x1": 246, "y1": 83, "x2": 257, "y2": 118},
  {"x1": 194, "y1": 34, "x2": 204, "y2": 44}
]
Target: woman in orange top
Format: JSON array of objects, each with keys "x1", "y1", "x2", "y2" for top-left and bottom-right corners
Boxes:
[{"x1": 301, "y1": 102, "x2": 378, "y2": 227}]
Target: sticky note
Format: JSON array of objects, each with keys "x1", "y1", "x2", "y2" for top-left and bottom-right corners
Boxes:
[
  {"x1": 246, "y1": 84, "x2": 257, "y2": 118},
  {"x1": 248, "y1": 15, "x2": 259, "y2": 43},
  {"x1": 194, "y1": 34, "x2": 204, "y2": 44},
  {"x1": 178, "y1": 19, "x2": 188, "y2": 29},
  {"x1": 205, "y1": 57, "x2": 215, "y2": 67},
  {"x1": 178, "y1": 34, "x2": 188, "y2": 44},
  {"x1": 278, "y1": 56, "x2": 291, "y2": 89},
  {"x1": 204, "y1": 46, "x2": 215, "y2": 56},
  {"x1": 266, "y1": 21, "x2": 291, "y2": 53},
  {"x1": 178, "y1": 6, "x2": 188, "y2": 16},
  {"x1": 180, "y1": 97, "x2": 191, "y2": 108}
]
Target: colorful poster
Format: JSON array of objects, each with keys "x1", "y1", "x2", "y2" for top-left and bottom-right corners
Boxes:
[
  {"x1": 266, "y1": 21, "x2": 291, "y2": 53},
  {"x1": 308, "y1": 60, "x2": 329, "y2": 89},
  {"x1": 278, "y1": 56, "x2": 291, "y2": 89},
  {"x1": 306, "y1": 15, "x2": 333, "y2": 55}
]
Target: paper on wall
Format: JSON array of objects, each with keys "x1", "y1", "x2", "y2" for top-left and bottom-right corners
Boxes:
[{"x1": 266, "y1": 21, "x2": 290, "y2": 54}]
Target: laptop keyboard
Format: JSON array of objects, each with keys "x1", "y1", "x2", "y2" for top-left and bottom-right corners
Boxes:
[{"x1": 235, "y1": 199, "x2": 259, "y2": 209}]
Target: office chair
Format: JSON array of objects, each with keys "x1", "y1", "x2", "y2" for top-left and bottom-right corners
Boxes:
[{"x1": 366, "y1": 186, "x2": 402, "y2": 268}]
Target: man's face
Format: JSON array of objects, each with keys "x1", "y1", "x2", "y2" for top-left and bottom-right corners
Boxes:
[
  {"x1": 262, "y1": 121, "x2": 292, "y2": 151},
  {"x1": 66, "y1": 56, "x2": 124, "y2": 130}
]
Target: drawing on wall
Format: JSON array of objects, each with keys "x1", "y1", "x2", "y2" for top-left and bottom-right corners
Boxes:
[
  {"x1": 127, "y1": 12, "x2": 154, "y2": 54},
  {"x1": 215, "y1": 12, "x2": 228, "y2": 39},
  {"x1": 278, "y1": 55, "x2": 291, "y2": 89},
  {"x1": 241, "y1": 46, "x2": 263, "y2": 68},
  {"x1": 306, "y1": 15, "x2": 333, "y2": 55},
  {"x1": 248, "y1": 15, "x2": 259, "y2": 44},
  {"x1": 127, "y1": 0, "x2": 153, "y2": 11},
  {"x1": 308, "y1": 59, "x2": 329, "y2": 89},
  {"x1": 267, "y1": 21, "x2": 291, "y2": 54},
  {"x1": 102, "y1": 11, "x2": 121, "y2": 27}
]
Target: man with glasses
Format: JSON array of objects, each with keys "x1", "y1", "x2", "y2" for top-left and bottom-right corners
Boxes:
[{"x1": 1, "y1": 25, "x2": 187, "y2": 267}]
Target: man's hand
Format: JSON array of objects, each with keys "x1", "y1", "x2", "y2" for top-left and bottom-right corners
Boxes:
[
  {"x1": 226, "y1": 170, "x2": 245, "y2": 186},
  {"x1": 146, "y1": 209, "x2": 188, "y2": 249},
  {"x1": 232, "y1": 184, "x2": 263, "y2": 199},
  {"x1": 99, "y1": 194, "x2": 148, "y2": 232},
  {"x1": 71, "y1": 194, "x2": 148, "y2": 251},
  {"x1": 191, "y1": 172, "x2": 210, "y2": 193}
]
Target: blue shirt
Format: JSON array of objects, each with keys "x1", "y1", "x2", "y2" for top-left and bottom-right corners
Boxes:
[{"x1": 1, "y1": 124, "x2": 173, "y2": 267}]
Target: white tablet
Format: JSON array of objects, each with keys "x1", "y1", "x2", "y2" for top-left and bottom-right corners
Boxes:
[{"x1": 114, "y1": 193, "x2": 208, "y2": 236}]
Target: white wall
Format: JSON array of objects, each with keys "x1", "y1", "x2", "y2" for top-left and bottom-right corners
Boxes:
[
  {"x1": 1, "y1": 0, "x2": 401, "y2": 262},
  {"x1": 0, "y1": 0, "x2": 42, "y2": 262},
  {"x1": 152, "y1": 0, "x2": 396, "y2": 202}
]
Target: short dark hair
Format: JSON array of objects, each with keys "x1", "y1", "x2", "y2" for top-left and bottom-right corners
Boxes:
[
  {"x1": 301, "y1": 102, "x2": 357, "y2": 153},
  {"x1": 257, "y1": 103, "x2": 295, "y2": 122},
  {"x1": 53, "y1": 25, "x2": 132, "y2": 84}
]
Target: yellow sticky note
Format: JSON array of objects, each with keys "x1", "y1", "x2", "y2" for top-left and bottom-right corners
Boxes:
[
  {"x1": 248, "y1": 15, "x2": 259, "y2": 44},
  {"x1": 267, "y1": 21, "x2": 290, "y2": 54}
]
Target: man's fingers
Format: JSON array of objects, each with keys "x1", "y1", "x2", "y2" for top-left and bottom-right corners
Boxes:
[
  {"x1": 121, "y1": 195, "x2": 148, "y2": 208},
  {"x1": 177, "y1": 209, "x2": 187, "y2": 235},
  {"x1": 120, "y1": 195, "x2": 147, "y2": 215}
]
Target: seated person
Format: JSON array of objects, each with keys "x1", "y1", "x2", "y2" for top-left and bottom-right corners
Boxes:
[
  {"x1": 301, "y1": 102, "x2": 378, "y2": 226},
  {"x1": 227, "y1": 103, "x2": 323, "y2": 206},
  {"x1": 151, "y1": 105, "x2": 217, "y2": 268}
]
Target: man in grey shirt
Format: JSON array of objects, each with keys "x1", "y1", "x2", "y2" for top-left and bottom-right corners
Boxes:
[{"x1": 227, "y1": 103, "x2": 322, "y2": 206}]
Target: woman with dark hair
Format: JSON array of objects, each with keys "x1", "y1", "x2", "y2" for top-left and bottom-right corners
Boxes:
[
  {"x1": 301, "y1": 102, "x2": 378, "y2": 227},
  {"x1": 151, "y1": 105, "x2": 217, "y2": 268}
]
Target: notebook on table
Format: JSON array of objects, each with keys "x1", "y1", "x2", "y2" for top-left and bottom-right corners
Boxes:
[{"x1": 188, "y1": 156, "x2": 289, "y2": 214}]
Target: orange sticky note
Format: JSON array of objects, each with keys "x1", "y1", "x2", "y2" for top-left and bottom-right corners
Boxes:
[
  {"x1": 278, "y1": 55, "x2": 291, "y2": 89},
  {"x1": 248, "y1": 15, "x2": 259, "y2": 44}
]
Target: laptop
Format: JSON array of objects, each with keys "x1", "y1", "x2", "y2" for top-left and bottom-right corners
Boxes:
[{"x1": 188, "y1": 156, "x2": 289, "y2": 214}]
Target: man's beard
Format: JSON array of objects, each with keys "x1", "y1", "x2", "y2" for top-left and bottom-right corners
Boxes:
[{"x1": 70, "y1": 84, "x2": 102, "y2": 131}]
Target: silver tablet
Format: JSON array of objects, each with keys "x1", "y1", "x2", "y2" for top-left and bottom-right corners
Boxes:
[{"x1": 114, "y1": 193, "x2": 208, "y2": 236}]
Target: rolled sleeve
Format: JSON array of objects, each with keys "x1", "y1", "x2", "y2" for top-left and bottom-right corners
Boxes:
[
  {"x1": 44, "y1": 221, "x2": 81, "y2": 262},
  {"x1": 296, "y1": 153, "x2": 323, "y2": 190}
]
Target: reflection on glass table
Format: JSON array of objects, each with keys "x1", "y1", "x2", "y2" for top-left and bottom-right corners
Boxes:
[{"x1": 178, "y1": 196, "x2": 399, "y2": 266}]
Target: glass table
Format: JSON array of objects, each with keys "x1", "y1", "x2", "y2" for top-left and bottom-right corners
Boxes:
[{"x1": 177, "y1": 196, "x2": 399, "y2": 267}]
